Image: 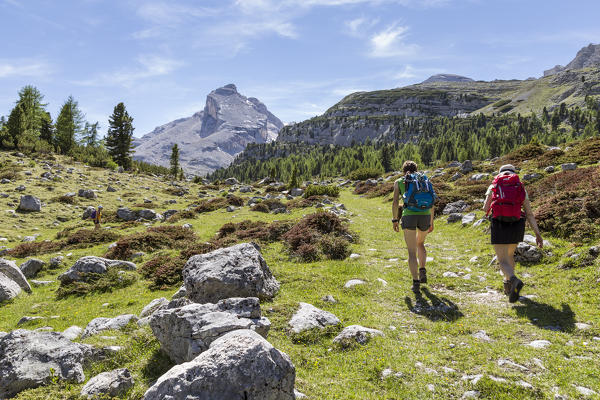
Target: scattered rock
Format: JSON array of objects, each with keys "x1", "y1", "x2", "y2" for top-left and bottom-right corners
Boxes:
[
  {"x1": 498, "y1": 359, "x2": 528, "y2": 371},
  {"x1": 17, "y1": 316, "x2": 45, "y2": 325},
  {"x1": 19, "y1": 258, "x2": 45, "y2": 279},
  {"x1": 62, "y1": 326, "x2": 83, "y2": 340},
  {"x1": 49, "y1": 256, "x2": 64, "y2": 268},
  {"x1": 443, "y1": 200, "x2": 468, "y2": 215},
  {"x1": 143, "y1": 330, "x2": 295, "y2": 400},
  {"x1": 0, "y1": 258, "x2": 32, "y2": 293},
  {"x1": 183, "y1": 242, "x2": 280, "y2": 303},
  {"x1": 526, "y1": 339, "x2": 551, "y2": 349},
  {"x1": 58, "y1": 256, "x2": 136, "y2": 284},
  {"x1": 150, "y1": 297, "x2": 270, "y2": 363},
  {"x1": 460, "y1": 160, "x2": 473, "y2": 174},
  {"x1": 17, "y1": 195, "x2": 42, "y2": 212},
  {"x1": 0, "y1": 329, "x2": 93, "y2": 398},
  {"x1": 575, "y1": 386, "x2": 597, "y2": 397},
  {"x1": 544, "y1": 165, "x2": 555, "y2": 173},
  {"x1": 575, "y1": 322, "x2": 592, "y2": 331},
  {"x1": 472, "y1": 330, "x2": 493, "y2": 342},
  {"x1": 470, "y1": 173, "x2": 490, "y2": 181},
  {"x1": 514, "y1": 242, "x2": 543, "y2": 263},
  {"x1": 288, "y1": 302, "x2": 340, "y2": 333},
  {"x1": 81, "y1": 368, "x2": 134, "y2": 399},
  {"x1": 78, "y1": 189, "x2": 97, "y2": 199},
  {"x1": 107, "y1": 185, "x2": 117, "y2": 192},
  {"x1": 561, "y1": 163, "x2": 577, "y2": 171},
  {"x1": 344, "y1": 279, "x2": 365, "y2": 288},
  {"x1": 224, "y1": 177, "x2": 240, "y2": 185},
  {"x1": 82, "y1": 314, "x2": 138, "y2": 338},
  {"x1": 443, "y1": 271, "x2": 459, "y2": 278},
  {"x1": 140, "y1": 297, "x2": 170, "y2": 319},
  {"x1": 333, "y1": 325, "x2": 383, "y2": 347},
  {"x1": 447, "y1": 213, "x2": 463, "y2": 223},
  {"x1": 290, "y1": 188, "x2": 304, "y2": 197},
  {"x1": 322, "y1": 295, "x2": 337, "y2": 303},
  {"x1": 522, "y1": 173, "x2": 542, "y2": 181},
  {"x1": 461, "y1": 213, "x2": 476, "y2": 226}
]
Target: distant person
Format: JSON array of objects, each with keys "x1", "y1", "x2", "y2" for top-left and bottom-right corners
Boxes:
[
  {"x1": 91, "y1": 205, "x2": 103, "y2": 230},
  {"x1": 392, "y1": 161, "x2": 437, "y2": 293},
  {"x1": 483, "y1": 164, "x2": 543, "y2": 302}
]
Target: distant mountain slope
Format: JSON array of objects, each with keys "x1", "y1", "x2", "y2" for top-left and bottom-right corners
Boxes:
[
  {"x1": 276, "y1": 44, "x2": 600, "y2": 146},
  {"x1": 133, "y1": 84, "x2": 283, "y2": 176}
]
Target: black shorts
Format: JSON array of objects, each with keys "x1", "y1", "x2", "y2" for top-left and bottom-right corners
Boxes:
[
  {"x1": 401, "y1": 215, "x2": 431, "y2": 231},
  {"x1": 490, "y1": 218, "x2": 525, "y2": 244}
]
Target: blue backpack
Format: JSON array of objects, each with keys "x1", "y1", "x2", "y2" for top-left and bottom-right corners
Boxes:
[{"x1": 403, "y1": 173, "x2": 435, "y2": 212}]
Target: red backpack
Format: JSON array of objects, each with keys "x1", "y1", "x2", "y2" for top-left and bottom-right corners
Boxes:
[{"x1": 490, "y1": 173, "x2": 525, "y2": 222}]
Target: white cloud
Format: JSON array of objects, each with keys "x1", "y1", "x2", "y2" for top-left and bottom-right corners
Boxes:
[
  {"x1": 0, "y1": 59, "x2": 52, "y2": 78},
  {"x1": 136, "y1": 2, "x2": 218, "y2": 25},
  {"x1": 369, "y1": 24, "x2": 419, "y2": 58},
  {"x1": 73, "y1": 55, "x2": 183, "y2": 88},
  {"x1": 345, "y1": 17, "x2": 380, "y2": 37}
]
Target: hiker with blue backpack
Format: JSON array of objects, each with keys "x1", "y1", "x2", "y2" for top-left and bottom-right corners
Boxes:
[
  {"x1": 392, "y1": 161, "x2": 437, "y2": 293},
  {"x1": 483, "y1": 164, "x2": 544, "y2": 302}
]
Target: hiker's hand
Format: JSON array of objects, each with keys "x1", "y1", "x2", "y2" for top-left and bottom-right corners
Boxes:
[
  {"x1": 428, "y1": 223, "x2": 434, "y2": 233},
  {"x1": 536, "y1": 233, "x2": 544, "y2": 248},
  {"x1": 393, "y1": 222, "x2": 399, "y2": 232}
]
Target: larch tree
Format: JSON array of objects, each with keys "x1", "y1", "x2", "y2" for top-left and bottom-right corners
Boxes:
[
  {"x1": 106, "y1": 102, "x2": 135, "y2": 170},
  {"x1": 55, "y1": 96, "x2": 85, "y2": 154}
]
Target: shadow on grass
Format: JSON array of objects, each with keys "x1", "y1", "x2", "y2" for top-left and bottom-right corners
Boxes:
[
  {"x1": 513, "y1": 297, "x2": 576, "y2": 332},
  {"x1": 404, "y1": 287, "x2": 464, "y2": 322},
  {"x1": 141, "y1": 348, "x2": 174, "y2": 385}
]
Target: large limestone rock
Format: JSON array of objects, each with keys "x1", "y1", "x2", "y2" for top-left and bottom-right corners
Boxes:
[
  {"x1": 0, "y1": 258, "x2": 32, "y2": 293},
  {"x1": 288, "y1": 302, "x2": 341, "y2": 333},
  {"x1": 80, "y1": 368, "x2": 134, "y2": 399},
  {"x1": 78, "y1": 189, "x2": 97, "y2": 199},
  {"x1": 17, "y1": 195, "x2": 42, "y2": 212},
  {"x1": 0, "y1": 330, "x2": 93, "y2": 398},
  {"x1": 20, "y1": 258, "x2": 45, "y2": 279},
  {"x1": 0, "y1": 272, "x2": 21, "y2": 302},
  {"x1": 143, "y1": 329, "x2": 295, "y2": 400},
  {"x1": 133, "y1": 84, "x2": 283, "y2": 176},
  {"x1": 150, "y1": 297, "x2": 270, "y2": 363},
  {"x1": 58, "y1": 256, "x2": 136, "y2": 284},
  {"x1": 183, "y1": 242, "x2": 279, "y2": 303},
  {"x1": 82, "y1": 314, "x2": 138, "y2": 338}
]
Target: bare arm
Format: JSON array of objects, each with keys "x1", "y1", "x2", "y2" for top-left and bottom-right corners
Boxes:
[
  {"x1": 483, "y1": 193, "x2": 492, "y2": 216},
  {"x1": 428, "y1": 205, "x2": 435, "y2": 233},
  {"x1": 392, "y1": 182, "x2": 400, "y2": 232},
  {"x1": 523, "y1": 198, "x2": 543, "y2": 248}
]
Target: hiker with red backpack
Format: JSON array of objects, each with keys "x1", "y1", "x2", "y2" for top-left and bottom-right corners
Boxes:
[
  {"x1": 392, "y1": 161, "x2": 437, "y2": 293},
  {"x1": 483, "y1": 164, "x2": 544, "y2": 302}
]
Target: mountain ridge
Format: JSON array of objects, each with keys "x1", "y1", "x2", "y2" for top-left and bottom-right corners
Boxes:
[{"x1": 133, "y1": 84, "x2": 282, "y2": 176}]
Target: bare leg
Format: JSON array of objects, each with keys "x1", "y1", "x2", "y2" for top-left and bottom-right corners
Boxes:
[
  {"x1": 416, "y1": 229, "x2": 429, "y2": 269},
  {"x1": 494, "y1": 244, "x2": 515, "y2": 280},
  {"x1": 403, "y1": 229, "x2": 419, "y2": 280}
]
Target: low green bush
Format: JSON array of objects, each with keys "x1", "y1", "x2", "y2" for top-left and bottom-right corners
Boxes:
[
  {"x1": 304, "y1": 185, "x2": 340, "y2": 198},
  {"x1": 348, "y1": 167, "x2": 382, "y2": 181}
]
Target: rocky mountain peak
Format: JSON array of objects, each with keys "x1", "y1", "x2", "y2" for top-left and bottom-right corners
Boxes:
[
  {"x1": 544, "y1": 43, "x2": 600, "y2": 76},
  {"x1": 421, "y1": 74, "x2": 474, "y2": 84},
  {"x1": 133, "y1": 84, "x2": 282, "y2": 176}
]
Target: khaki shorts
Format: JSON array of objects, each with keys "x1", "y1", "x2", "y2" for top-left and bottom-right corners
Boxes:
[{"x1": 401, "y1": 215, "x2": 431, "y2": 231}]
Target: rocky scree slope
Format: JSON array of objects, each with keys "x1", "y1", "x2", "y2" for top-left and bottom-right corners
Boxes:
[{"x1": 133, "y1": 84, "x2": 283, "y2": 176}]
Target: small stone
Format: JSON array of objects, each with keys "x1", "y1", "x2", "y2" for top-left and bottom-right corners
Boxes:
[
  {"x1": 574, "y1": 386, "x2": 597, "y2": 396},
  {"x1": 376, "y1": 278, "x2": 388, "y2": 286},
  {"x1": 561, "y1": 163, "x2": 577, "y2": 171},
  {"x1": 517, "y1": 380, "x2": 533, "y2": 389},
  {"x1": 344, "y1": 279, "x2": 365, "y2": 288},
  {"x1": 462, "y1": 390, "x2": 480, "y2": 399},
  {"x1": 447, "y1": 213, "x2": 463, "y2": 223},
  {"x1": 322, "y1": 295, "x2": 337, "y2": 303},
  {"x1": 575, "y1": 322, "x2": 592, "y2": 330},
  {"x1": 349, "y1": 253, "x2": 360, "y2": 259},
  {"x1": 443, "y1": 271, "x2": 459, "y2": 278},
  {"x1": 472, "y1": 330, "x2": 492, "y2": 342},
  {"x1": 526, "y1": 340, "x2": 551, "y2": 349}
]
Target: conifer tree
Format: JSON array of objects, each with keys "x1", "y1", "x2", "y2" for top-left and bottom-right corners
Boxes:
[
  {"x1": 170, "y1": 144, "x2": 180, "y2": 178},
  {"x1": 6, "y1": 104, "x2": 25, "y2": 147},
  {"x1": 39, "y1": 111, "x2": 54, "y2": 146},
  {"x1": 381, "y1": 144, "x2": 392, "y2": 172},
  {"x1": 288, "y1": 164, "x2": 299, "y2": 189},
  {"x1": 106, "y1": 102, "x2": 135, "y2": 170},
  {"x1": 16, "y1": 85, "x2": 47, "y2": 138},
  {"x1": 55, "y1": 96, "x2": 85, "y2": 154},
  {"x1": 82, "y1": 122, "x2": 100, "y2": 147}
]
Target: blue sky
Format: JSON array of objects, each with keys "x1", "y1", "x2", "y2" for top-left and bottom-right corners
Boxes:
[{"x1": 1, "y1": 0, "x2": 599, "y2": 137}]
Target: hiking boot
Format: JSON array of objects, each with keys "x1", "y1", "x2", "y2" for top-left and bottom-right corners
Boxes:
[
  {"x1": 503, "y1": 280, "x2": 511, "y2": 295},
  {"x1": 419, "y1": 268, "x2": 427, "y2": 284},
  {"x1": 412, "y1": 280, "x2": 420, "y2": 293},
  {"x1": 507, "y1": 276, "x2": 524, "y2": 303}
]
